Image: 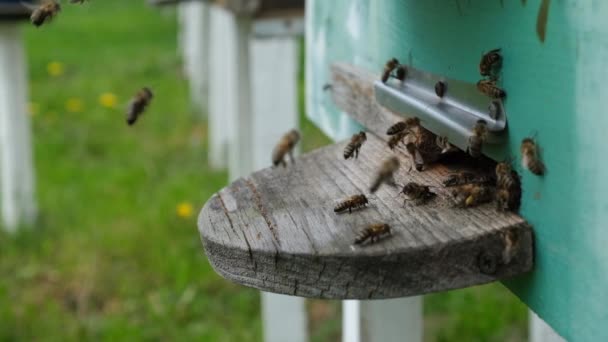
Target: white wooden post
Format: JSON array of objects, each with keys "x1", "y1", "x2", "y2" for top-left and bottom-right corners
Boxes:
[
  {"x1": 0, "y1": 23, "x2": 36, "y2": 232},
  {"x1": 179, "y1": 1, "x2": 210, "y2": 110},
  {"x1": 250, "y1": 36, "x2": 307, "y2": 342},
  {"x1": 343, "y1": 298, "x2": 422, "y2": 342},
  {"x1": 208, "y1": 6, "x2": 234, "y2": 169},
  {"x1": 530, "y1": 311, "x2": 567, "y2": 342}
]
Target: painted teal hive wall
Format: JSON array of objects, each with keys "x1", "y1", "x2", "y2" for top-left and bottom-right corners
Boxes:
[{"x1": 306, "y1": 1, "x2": 608, "y2": 341}]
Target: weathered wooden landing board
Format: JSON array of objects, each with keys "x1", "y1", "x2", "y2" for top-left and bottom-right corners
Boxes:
[{"x1": 198, "y1": 135, "x2": 533, "y2": 299}]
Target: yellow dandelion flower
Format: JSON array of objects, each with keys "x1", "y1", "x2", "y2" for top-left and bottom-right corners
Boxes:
[
  {"x1": 47, "y1": 61, "x2": 64, "y2": 77},
  {"x1": 65, "y1": 98, "x2": 84, "y2": 113},
  {"x1": 28, "y1": 102, "x2": 40, "y2": 117},
  {"x1": 99, "y1": 92, "x2": 118, "y2": 109},
  {"x1": 176, "y1": 202, "x2": 194, "y2": 219}
]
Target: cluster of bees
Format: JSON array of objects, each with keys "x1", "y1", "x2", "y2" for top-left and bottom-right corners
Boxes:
[
  {"x1": 271, "y1": 48, "x2": 546, "y2": 246},
  {"x1": 26, "y1": 0, "x2": 155, "y2": 126}
]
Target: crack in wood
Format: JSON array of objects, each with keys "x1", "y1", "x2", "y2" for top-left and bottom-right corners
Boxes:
[{"x1": 244, "y1": 178, "x2": 281, "y2": 246}]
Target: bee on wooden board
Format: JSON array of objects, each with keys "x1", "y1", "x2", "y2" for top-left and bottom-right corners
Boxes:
[
  {"x1": 467, "y1": 120, "x2": 488, "y2": 158},
  {"x1": 479, "y1": 48, "x2": 502, "y2": 78},
  {"x1": 344, "y1": 131, "x2": 367, "y2": 160},
  {"x1": 452, "y1": 184, "x2": 494, "y2": 208},
  {"x1": 381, "y1": 58, "x2": 400, "y2": 83},
  {"x1": 29, "y1": 0, "x2": 61, "y2": 27},
  {"x1": 386, "y1": 117, "x2": 420, "y2": 136},
  {"x1": 399, "y1": 182, "x2": 436, "y2": 206},
  {"x1": 354, "y1": 223, "x2": 391, "y2": 245},
  {"x1": 370, "y1": 156, "x2": 400, "y2": 193},
  {"x1": 477, "y1": 79, "x2": 506, "y2": 99},
  {"x1": 521, "y1": 137, "x2": 545, "y2": 175},
  {"x1": 334, "y1": 194, "x2": 369, "y2": 214},
  {"x1": 387, "y1": 130, "x2": 407, "y2": 150},
  {"x1": 126, "y1": 87, "x2": 154, "y2": 126},
  {"x1": 435, "y1": 81, "x2": 447, "y2": 98},
  {"x1": 443, "y1": 171, "x2": 494, "y2": 187},
  {"x1": 272, "y1": 129, "x2": 300, "y2": 167},
  {"x1": 413, "y1": 126, "x2": 443, "y2": 166}
]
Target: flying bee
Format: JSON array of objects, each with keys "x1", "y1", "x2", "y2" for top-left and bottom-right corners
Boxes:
[
  {"x1": 344, "y1": 131, "x2": 367, "y2": 159},
  {"x1": 435, "y1": 81, "x2": 447, "y2": 98},
  {"x1": 395, "y1": 65, "x2": 407, "y2": 82},
  {"x1": 381, "y1": 58, "x2": 400, "y2": 83},
  {"x1": 387, "y1": 117, "x2": 420, "y2": 136},
  {"x1": 477, "y1": 79, "x2": 506, "y2": 98},
  {"x1": 370, "y1": 156, "x2": 400, "y2": 193},
  {"x1": 272, "y1": 129, "x2": 300, "y2": 167},
  {"x1": 29, "y1": 0, "x2": 61, "y2": 27},
  {"x1": 399, "y1": 182, "x2": 436, "y2": 206},
  {"x1": 334, "y1": 194, "x2": 369, "y2": 214},
  {"x1": 521, "y1": 137, "x2": 545, "y2": 175},
  {"x1": 443, "y1": 171, "x2": 493, "y2": 187},
  {"x1": 479, "y1": 48, "x2": 502, "y2": 78},
  {"x1": 387, "y1": 131, "x2": 407, "y2": 150},
  {"x1": 354, "y1": 223, "x2": 391, "y2": 245},
  {"x1": 467, "y1": 120, "x2": 488, "y2": 158},
  {"x1": 452, "y1": 184, "x2": 494, "y2": 208},
  {"x1": 126, "y1": 87, "x2": 154, "y2": 126}
]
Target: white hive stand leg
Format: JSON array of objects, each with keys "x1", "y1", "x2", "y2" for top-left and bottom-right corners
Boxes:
[
  {"x1": 208, "y1": 6, "x2": 235, "y2": 169},
  {"x1": 343, "y1": 298, "x2": 422, "y2": 342},
  {"x1": 530, "y1": 311, "x2": 567, "y2": 342},
  {"x1": 180, "y1": 1, "x2": 210, "y2": 110},
  {"x1": 0, "y1": 23, "x2": 36, "y2": 232},
  {"x1": 250, "y1": 36, "x2": 307, "y2": 342}
]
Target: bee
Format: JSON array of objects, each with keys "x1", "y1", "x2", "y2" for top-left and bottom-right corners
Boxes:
[
  {"x1": 395, "y1": 65, "x2": 407, "y2": 82},
  {"x1": 334, "y1": 194, "x2": 369, "y2": 214},
  {"x1": 495, "y1": 162, "x2": 517, "y2": 189},
  {"x1": 452, "y1": 184, "x2": 494, "y2": 208},
  {"x1": 435, "y1": 136, "x2": 454, "y2": 154},
  {"x1": 435, "y1": 81, "x2": 447, "y2": 98},
  {"x1": 126, "y1": 87, "x2": 154, "y2": 126},
  {"x1": 495, "y1": 162, "x2": 522, "y2": 211},
  {"x1": 414, "y1": 126, "x2": 442, "y2": 164},
  {"x1": 30, "y1": 0, "x2": 61, "y2": 27},
  {"x1": 495, "y1": 188, "x2": 511, "y2": 211},
  {"x1": 370, "y1": 156, "x2": 399, "y2": 193},
  {"x1": 381, "y1": 58, "x2": 400, "y2": 83},
  {"x1": 387, "y1": 131, "x2": 407, "y2": 150},
  {"x1": 479, "y1": 48, "x2": 502, "y2": 78},
  {"x1": 405, "y1": 142, "x2": 424, "y2": 172},
  {"x1": 386, "y1": 117, "x2": 419, "y2": 136},
  {"x1": 354, "y1": 223, "x2": 391, "y2": 245},
  {"x1": 272, "y1": 129, "x2": 300, "y2": 167},
  {"x1": 467, "y1": 120, "x2": 488, "y2": 158},
  {"x1": 477, "y1": 79, "x2": 506, "y2": 99},
  {"x1": 443, "y1": 171, "x2": 494, "y2": 187},
  {"x1": 344, "y1": 131, "x2": 367, "y2": 159},
  {"x1": 520, "y1": 137, "x2": 545, "y2": 175},
  {"x1": 399, "y1": 182, "x2": 436, "y2": 206}
]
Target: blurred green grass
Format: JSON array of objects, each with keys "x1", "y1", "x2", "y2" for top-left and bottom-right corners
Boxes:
[{"x1": 0, "y1": 1, "x2": 527, "y2": 341}]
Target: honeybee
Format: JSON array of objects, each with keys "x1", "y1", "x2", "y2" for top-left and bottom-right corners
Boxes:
[
  {"x1": 435, "y1": 136, "x2": 454, "y2": 154},
  {"x1": 126, "y1": 87, "x2": 154, "y2": 126},
  {"x1": 479, "y1": 48, "x2": 502, "y2": 78},
  {"x1": 443, "y1": 171, "x2": 493, "y2": 187},
  {"x1": 405, "y1": 142, "x2": 424, "y2": 172},
  {"x1": 272, "y1": 129, "x2": 300, "y2": 167},
  {"x1": 495, "y1": 188, "x2": 511, "y2": 211},
  {"x1": 495, "y1": 161, "x2": 522, "y2": 211},
  {"x1": 435, "y1": 81, "x2": 447, "y2": 98},
  {"x1": 387, "y1": 117, "x2": 419, "y2": 135},
  {"x1": 495, "y1": 162, "x2": 517, "y2": 189},
  {"x1": 370, "y1": 156, "x2": 399, "y2": 193},
  {"x1": 395, "y1": 65, "x2": 407, "y2": 82},
  {"x1": 452, "y1": 184, "x2": 494, "y2": 208},
  {"x1": 354, "y1": 223, "x2": 391, "y2": 245},
  {"x1": 30, "y1": 0, "x2": 61, "y2": 27},
  {"x1": 414, "y1": 126, "x2": 442, "y2": 164},
  {"x1": 387, "y1": 131, "x2": 407, "y2": 150},
  {"x1": 467, "y1": 120, "x2": 488, "y2": 158},
  {"x1": 399, "y1": 182, "x2": 436, "y2": 206},
  {"x1": 344, "y1": 131, "x2": 367, "y2": 159},
  {"x1": 381, "y1": 58, "x2": 400, "y2": 83},
  {"x1": 520, "y1": 137, "x2": 545, "y2": 175},
  {"x1": 477, "y1": 79, "x2": 506, "y2": 99},
  {"x1": 334, "y1": 194, "x2": 369, "y2": 214}
]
